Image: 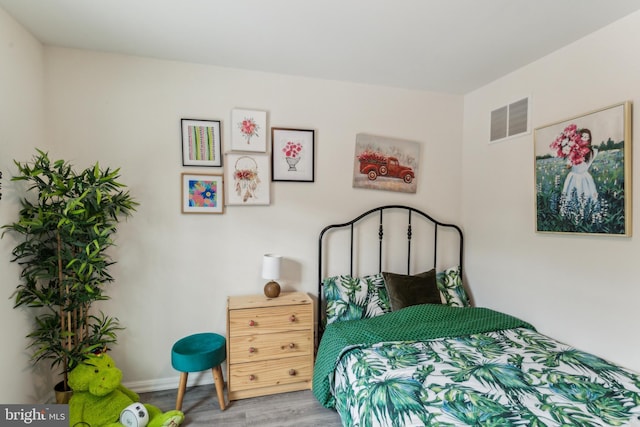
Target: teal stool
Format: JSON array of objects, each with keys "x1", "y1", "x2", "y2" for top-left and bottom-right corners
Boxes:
[{"x1": 171, "y1": 332, "x2": 226, "y2": 411}]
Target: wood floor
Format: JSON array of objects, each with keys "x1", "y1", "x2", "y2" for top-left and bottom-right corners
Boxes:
[{"x1": 139, "y1": 385, "x2": 343, "y2": 426}]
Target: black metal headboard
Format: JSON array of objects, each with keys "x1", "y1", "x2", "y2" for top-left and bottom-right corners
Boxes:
[{"x1": 317, "y1": 205, "x2": 463, "y2": 338}]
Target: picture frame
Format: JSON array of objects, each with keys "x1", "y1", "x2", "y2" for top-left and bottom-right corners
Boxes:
[
  {"x1": 225, "y1": 153, "x2": 271, "y2": 205},
  {"x1": 230, "y1": 109, "x2": 267, "y2": 152},
  {"x1": 181, "y1": 173, "x2": 224, "y2": 214},
  {"x1": 271, "y1": 127, "x2": 315, "y2": 182},
  {"x1": 181, "y1": 119, "x2": 222, "y2": 167},
  {"x1": 352, "y1": 133, "x2": 420, "y2": 194},
  {"x1": 534, "y1": 101, "x2": 632, "y2": 236}
]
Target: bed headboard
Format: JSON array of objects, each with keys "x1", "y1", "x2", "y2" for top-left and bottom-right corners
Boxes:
[{"x1": 317, "y1": 204, "x2": 463, "y2": 338}]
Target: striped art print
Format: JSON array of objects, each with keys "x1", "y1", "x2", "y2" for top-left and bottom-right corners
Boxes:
[{"x1": 181, "y1": 119, "x2": 222, "y2": 167}]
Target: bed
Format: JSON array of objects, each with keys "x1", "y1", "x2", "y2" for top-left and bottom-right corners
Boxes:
[{"x1": 312, "y1": 205, "x2": 640, "y2": 426}]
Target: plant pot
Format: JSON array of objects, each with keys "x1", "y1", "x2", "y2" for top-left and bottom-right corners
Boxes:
[{"x1": 54, "y1": 381, "x2": 73, "y2": 404}]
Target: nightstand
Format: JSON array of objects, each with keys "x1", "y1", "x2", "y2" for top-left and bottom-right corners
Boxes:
[{"x1": 226, "y1": 291, "x2": 314, "y2": 400}]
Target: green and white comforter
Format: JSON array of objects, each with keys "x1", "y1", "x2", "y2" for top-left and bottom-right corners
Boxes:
[{"x1": 313, "y1": 305, "x2": 640, "y2": 426}]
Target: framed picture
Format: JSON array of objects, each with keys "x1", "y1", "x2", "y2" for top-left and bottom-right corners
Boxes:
[
  {"x1": 271, "y1": 128, "x2": 315, "y2": 182},
  {"x1": 534, "y1": 101, "x2": 632, "y2": 236},
  {"x1": 181, "y1": 173, "x2": 224, "y2": 214},
  {"x1": 231, "y1": 109, "x2": 267, "y2": 152},
  {"x1": 352, "y1": 133, "x2": 420, "y2": 194},
  {"x1": 225, "y1": 153, "x2": 270, "y2": 205},
  {"x1": 181, "y1": 119, "x2": 222, "y2": 167}
]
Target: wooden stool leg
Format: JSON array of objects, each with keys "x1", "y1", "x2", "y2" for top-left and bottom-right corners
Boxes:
[
  {"x1": 212, "y1": 365, "x2": 226, "y2": 410},
  {"x1": 176, "y1": 372, "x2": 188, "y2": 411}
]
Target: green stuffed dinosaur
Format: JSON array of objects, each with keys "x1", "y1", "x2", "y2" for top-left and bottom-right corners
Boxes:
[{"x1": 69, "y1": 353, "x2": 184, "y2": 427}]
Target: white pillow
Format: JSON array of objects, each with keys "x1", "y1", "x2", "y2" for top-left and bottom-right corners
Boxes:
[
  {"x1": 323, "y1": 273, "x2": 390, "y2": 324},
  {"x1": 436, "y1": 266, "x2": 471, "y2": 307}
]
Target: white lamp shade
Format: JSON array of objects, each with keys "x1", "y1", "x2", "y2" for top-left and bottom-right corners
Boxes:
[{"x1": 262, "y1": 254, "x2": 282, "y2": 280}]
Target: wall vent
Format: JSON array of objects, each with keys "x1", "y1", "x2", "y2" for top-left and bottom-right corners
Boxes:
[{"x1": 490, "y1": 97, "x2": 529, "y2": 143}]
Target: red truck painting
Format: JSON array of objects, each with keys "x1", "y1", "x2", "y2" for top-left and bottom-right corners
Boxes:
[{"x1": 357, "y1": 151, "x2": 415, "y2": 183}]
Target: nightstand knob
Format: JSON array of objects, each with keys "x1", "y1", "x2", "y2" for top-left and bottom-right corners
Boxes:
[
  {"x1": 288, "y1": 369, "x2": 296, "y2": 376},
  {"x1": 249, "y1": 374, "x2": 256, "y2": 381},
  {"x1": 248, "y1": 320, "x2": 256, "y2": 327},
  {"x1": 289, "y1": 315, "x2": 296, "y2": 322},
  {"x1": 288, "y1": 343, "x2": 295, "y2": 349},
  {"x1": 248, "y1": 347, "x2": 256, "y2": 353}
]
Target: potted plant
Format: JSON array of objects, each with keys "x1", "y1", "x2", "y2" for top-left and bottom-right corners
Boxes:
[{"x1": 2, "y1": 149, "x2": 138, "y2": 402}]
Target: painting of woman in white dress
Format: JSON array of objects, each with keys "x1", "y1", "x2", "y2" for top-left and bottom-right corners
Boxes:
[
  {"x1": 561, "y1": 129, "x2": 597, "y2": 199},
  {"x1": 534, "y1": 102, "x2": 631, "y2": 236},
  {"x1": 552, "y1": 127, "x2": 600, "y2": 218}
]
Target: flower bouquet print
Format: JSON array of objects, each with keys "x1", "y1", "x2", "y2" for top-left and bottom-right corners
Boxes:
[
  {"x1": 550, "y1": 126, "x2": 600, "y2": 219},
  {"x1": 283, "y1": 141, "x2": 303, "y2": 171},
  {"x1": 534, "y1": 102, "x2": 631, "y2": 236},
  {"x1": 271, "y1": 128, "x2": 315, "y2": 182},
  {"x1": 225, "y1": 153, "x2": 270, "y2": 205},
  {"x1": 231, "y1": 109, "x2": 267, "y2": 152}
]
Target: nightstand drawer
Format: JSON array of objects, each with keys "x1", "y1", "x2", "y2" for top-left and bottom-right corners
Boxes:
[
  {"x1": 229, "y1": 304, "x2": 312, "y2": 336},
  {"x1": 229, "y1": 330, "x2": 312, "y2": 363},
  {"x1": 228, "y1": 355, "x2": 312, "y2": 391}
]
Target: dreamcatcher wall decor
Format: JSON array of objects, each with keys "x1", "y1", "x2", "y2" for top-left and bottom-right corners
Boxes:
[
  {"x1": 234, "y1": 156, "x2": 260, "y2": 202},
  {"x1": 225, "y1": 153, "x2": 270, "y2": 205}
]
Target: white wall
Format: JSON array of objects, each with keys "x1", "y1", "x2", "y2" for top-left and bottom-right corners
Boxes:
[
  {"x1": 0, "y1": 7, "x2": 50, "y2": 403},
  {"x1": 463, "y1": 11, "x2": 640, "y2": 373},
  {"x1": 1, "y1": 25, "x2": 463, "y2": 400}
]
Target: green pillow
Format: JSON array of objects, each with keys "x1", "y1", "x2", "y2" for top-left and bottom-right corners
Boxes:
[{"x1": 382, "y1": 269, "x2": 441, "y2": 311}]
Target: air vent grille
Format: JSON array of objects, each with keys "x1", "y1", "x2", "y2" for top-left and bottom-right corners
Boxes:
[{"x1": 490, "y1": 97, "x2": 529, "y2": 143}]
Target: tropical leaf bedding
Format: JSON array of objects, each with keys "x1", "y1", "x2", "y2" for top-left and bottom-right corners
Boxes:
[{"x1": 313, "y1": 305, "x2": 640, "y2": 426}]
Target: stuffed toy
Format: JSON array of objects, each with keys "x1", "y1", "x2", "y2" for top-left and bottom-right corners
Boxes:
[{"x1": 69, "y1": 353, "x2": 184, "y2": 427}]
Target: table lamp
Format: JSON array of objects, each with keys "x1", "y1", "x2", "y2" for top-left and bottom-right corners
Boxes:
[{"x1": 262, "y1": 254, "x2": 282, "y2": 298}]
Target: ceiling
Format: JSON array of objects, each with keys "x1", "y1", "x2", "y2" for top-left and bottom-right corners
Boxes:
[{"x1": 2, "y1": 0, "x2": 640, "y2": 94}]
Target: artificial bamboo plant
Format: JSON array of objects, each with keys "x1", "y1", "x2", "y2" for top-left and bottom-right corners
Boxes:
[{"x1": 2, "y1": 149, "x2": 138, "y2": 392}]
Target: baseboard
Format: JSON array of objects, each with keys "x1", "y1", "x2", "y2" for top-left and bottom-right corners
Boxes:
[{"x1": 123, "y1": 372, "x2": 216, "y2": 394}]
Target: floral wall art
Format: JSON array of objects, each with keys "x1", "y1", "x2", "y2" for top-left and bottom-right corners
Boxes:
[
  {"x1": 181, "y1": 173, "x2": 225, "y2": 214},
  {"x1": 225, "y1": 152, "x2": 270, "y2": 205},
  {"x1": 271, "y1": 128, "x2": 315, "y2": 182},
  {"x1": 534, "y1": 101, "x2": 632, "y2": 236},
  {"x1": 231, "y1": 108, "x2": 267, "y2": 152},
  {"x1": 352, "y1": 133, "x2": 420, "y2": 194}
]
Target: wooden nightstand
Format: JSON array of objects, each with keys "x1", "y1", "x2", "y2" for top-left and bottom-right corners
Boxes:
[{"x1": 226, "y1": 291, "x2": 314, "y2": 400}]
